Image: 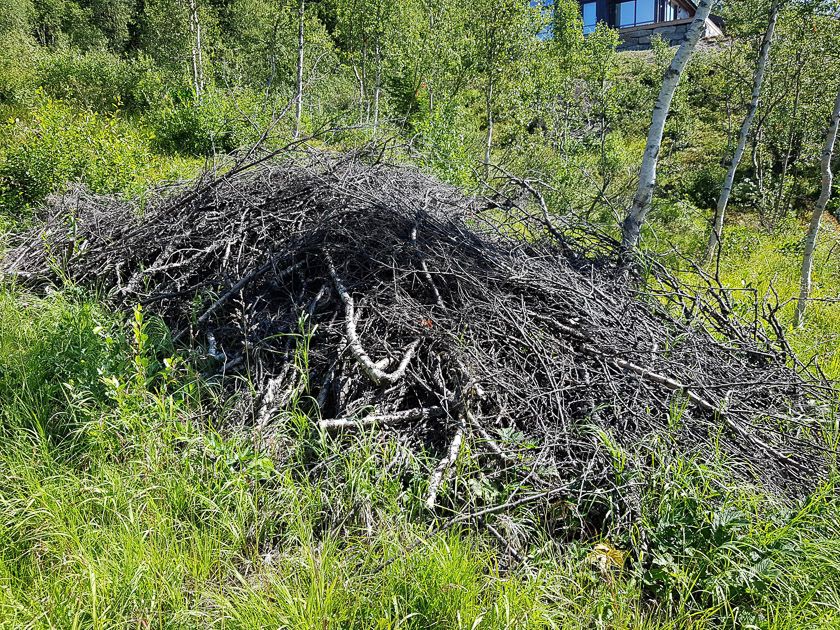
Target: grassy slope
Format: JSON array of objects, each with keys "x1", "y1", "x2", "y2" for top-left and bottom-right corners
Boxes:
[{"x1": 1, "y1": 86, "x2": 840, "y2": 630}]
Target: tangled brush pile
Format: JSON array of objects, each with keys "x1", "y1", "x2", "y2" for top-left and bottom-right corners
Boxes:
[{"x1": 4, "y1": 150, "x2": 834, "y2": 539}]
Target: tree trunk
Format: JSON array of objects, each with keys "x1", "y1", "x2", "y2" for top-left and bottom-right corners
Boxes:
[
  {"x1": 484, "y1": 78, "x2": 494, "y2": 179},
  {"x1": 793, "y1": 85, "x2": 840, "y2": 328},
  {"x1": 373, "y1": 40, "x2": 382, "y2": 136},
  {"x1": 704, "y1": 1, "x2": 780, "y2": 263},
  {"x1": 620, "y1": 0, "x2": 714, "y2": 254},
  {"x1": 294, "y1": 0, "x2": 305, "y2": 139},
  {"x1": 188, "y1": 0, "x2": 204, "y2": 102}
]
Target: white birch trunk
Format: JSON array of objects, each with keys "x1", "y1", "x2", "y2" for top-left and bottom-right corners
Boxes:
[
  {"x1": 373, "y1": 40, "x2": 382, "y2": 136},
  {"x1": 620, "y1": 0, "x2": 714, "y2": 254},
  {"x1": 705, "y1": 1, "x2": 780, "y2": 263},
  {"x1": 484, "y1": 79, "x2": 494, "y2": 179},
  {"x1": 188, "y1": 0, "x2": 204, "y2": 102},
  {"x1": 793, "y1": 85, "x2": 840, "y2": 328},
  {"x1": 294, "y1": 0, "x2": 305, "y2": 139}
]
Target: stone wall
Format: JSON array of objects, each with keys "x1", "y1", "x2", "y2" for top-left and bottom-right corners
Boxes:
[{"x1": 616, "y1": 18, "x2": 721, "y2": 51}]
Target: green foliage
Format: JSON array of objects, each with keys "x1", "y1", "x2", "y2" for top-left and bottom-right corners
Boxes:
[
  {"x1": 0, "y1": 31, "x2": 41, "y2": 107},
  {"x1": 138, "y1": 0, "x2": 193, "y2": 75},
  {"x1": 149, "y1": 91, "x2": 237, "y2": 156},
  {"x1": 148, "y1": 87, "x2": 287, "y2": 156},
  {"x1": 684, "y1": 162, "x2": 726, "y2": 210},
  {"x1": 416, "y1": 106, "x2": 479, "y2": 189},
  {"x1": 37, "y1": 49, "x2": 139, "y2": 111},
  {"x1": 0, "y1": 97, "x2": 197, "y2": 216},
  {"x1": 0, "y1": 289, "x2": 129, "y2": 438},
  {"x1": 0, "y1": 0, "x2": 34, "y2": 37},
  {"x1": 637, "y1": 448, "x2": 840, "y2": 627}
]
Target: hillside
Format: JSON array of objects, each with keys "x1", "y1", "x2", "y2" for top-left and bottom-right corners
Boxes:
[{"x1": 1, "y1": 1, "x2": 840, "y2": 628}]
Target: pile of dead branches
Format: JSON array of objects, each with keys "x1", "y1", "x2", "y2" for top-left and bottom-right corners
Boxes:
[{"x1": 4, "y1": 149, "x2": 835, "y2": 539}]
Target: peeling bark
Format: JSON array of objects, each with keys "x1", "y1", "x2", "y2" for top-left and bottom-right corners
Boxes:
[
  {"x1": 794, "y1": 85, "x2": 840, "y2": 328},
  {"x1": 621, "y1": 0, "x2": 714, "y2": 255}
]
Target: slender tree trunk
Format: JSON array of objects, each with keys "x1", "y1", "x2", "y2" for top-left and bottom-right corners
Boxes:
[
  {"x1": 705, "y1": 1, "x2": 780, "y2": 263},
  {"x1": 484, "y1": 78, "x2": 494, "y2": 179},
  {"x1": 773, "y1": 51, "x2": 803, "y2": 222},
  {"x1": 793, "y1": 85, "x2": 840, "y2": 328},
  {"x1": 352, "y1": 65, "x2": 365, "y2": 124},
  {"x1": 620, "y1": 0, "x2": 714, "y2": 254},
  {"x1": 294, "y1": 0, "x2": 305, "y2": 139},
  {"x1": 373, "y1": 40, "x2": 382, "y2": 136},
  {"x1": 188, "y1": 0, "x2": 204, "y2": 102}
]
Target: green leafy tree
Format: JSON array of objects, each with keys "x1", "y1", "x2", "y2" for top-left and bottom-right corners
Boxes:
[{"x1": 467, "y1": 0, "x2": 536, "y2": 176}]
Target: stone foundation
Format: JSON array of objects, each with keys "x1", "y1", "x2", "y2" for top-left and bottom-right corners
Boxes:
[{"x1": 617, "y1": 18, "x2": 722, "y2": 51}]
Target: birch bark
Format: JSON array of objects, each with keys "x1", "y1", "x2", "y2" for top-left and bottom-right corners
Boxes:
[
  {"x1": 621, "y1": 0, "x2": 714, "y2": 254},
  {"x1": 794, "y1": 85, "x2": 840, "y2": 328}
]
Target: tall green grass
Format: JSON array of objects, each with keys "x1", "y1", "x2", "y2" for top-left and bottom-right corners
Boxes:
[{"x1": 649, "y1": 201, "x2": 840, "y2": 379}]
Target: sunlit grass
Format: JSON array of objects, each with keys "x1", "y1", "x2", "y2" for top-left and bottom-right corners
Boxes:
[{"x1": 650, "y1": 204, "x2": 840, "y2": 379}]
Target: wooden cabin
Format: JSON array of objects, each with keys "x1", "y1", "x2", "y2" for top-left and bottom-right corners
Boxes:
[{"x1": 578, "y1": 0, "x2": 724, "y2": 50}]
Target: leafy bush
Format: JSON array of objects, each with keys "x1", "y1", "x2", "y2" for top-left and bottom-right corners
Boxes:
[
  {"x1": 0, "y1": 289, "x2": 131, "y2": 437},
  {"x1": 37, "y1": 49, "x2": 138, "y2": 111},
  {"x1": 415, "y1": 107, "x2": 479, "y2": 189},
  {"x1": 684, "y1": 163, "x2": 726, "y2": 210},
  {"x1": 0, "y1": 96, "x2": 197, "y2": 216},
  {"x1": 149, "y1": 90, "x2": 242, "y2": 156},
  {"x1": 149, "y1": 86, "x2": 301, "y2": 156},
  {"x1": 0, "y1": 32, "x2": 40, "y2": 107}
]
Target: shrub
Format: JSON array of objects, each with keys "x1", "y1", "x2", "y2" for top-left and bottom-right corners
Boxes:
[
  {"x1": 0, "y1": 96, "x2": 196, "y2": 216},
  {"x1": 148, "y1": 86, "x2": 296, "y2": 156},
  {"x1": 415, "y1": 107, "x2": 479, "y2": 189},
  {"x1": 684, "y1": 163, "x2": 726, "y2": 211},
  {"x1": 0, "y1": 290, "x2": 131, "y2": 438},
  {"x1": 37, "y1": 48, "x2": 137, "y2": 112},
  {"x1": 149, "y1": 90, "x2": 241, "y2": 156},
  {"x1": 0, "y1": 32, "x2": 40, "y2": 106}
]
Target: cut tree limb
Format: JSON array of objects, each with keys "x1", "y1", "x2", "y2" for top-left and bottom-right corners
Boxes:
[
  {"x1": 426, "y1": 425, "x2": 465, "y2": 509},
  {"x1": 325, "y1": 250, "x2": 420, "y2": 385},
  {"x1": 318, "y1": 406, "x2": 444, "y2": 431}
]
